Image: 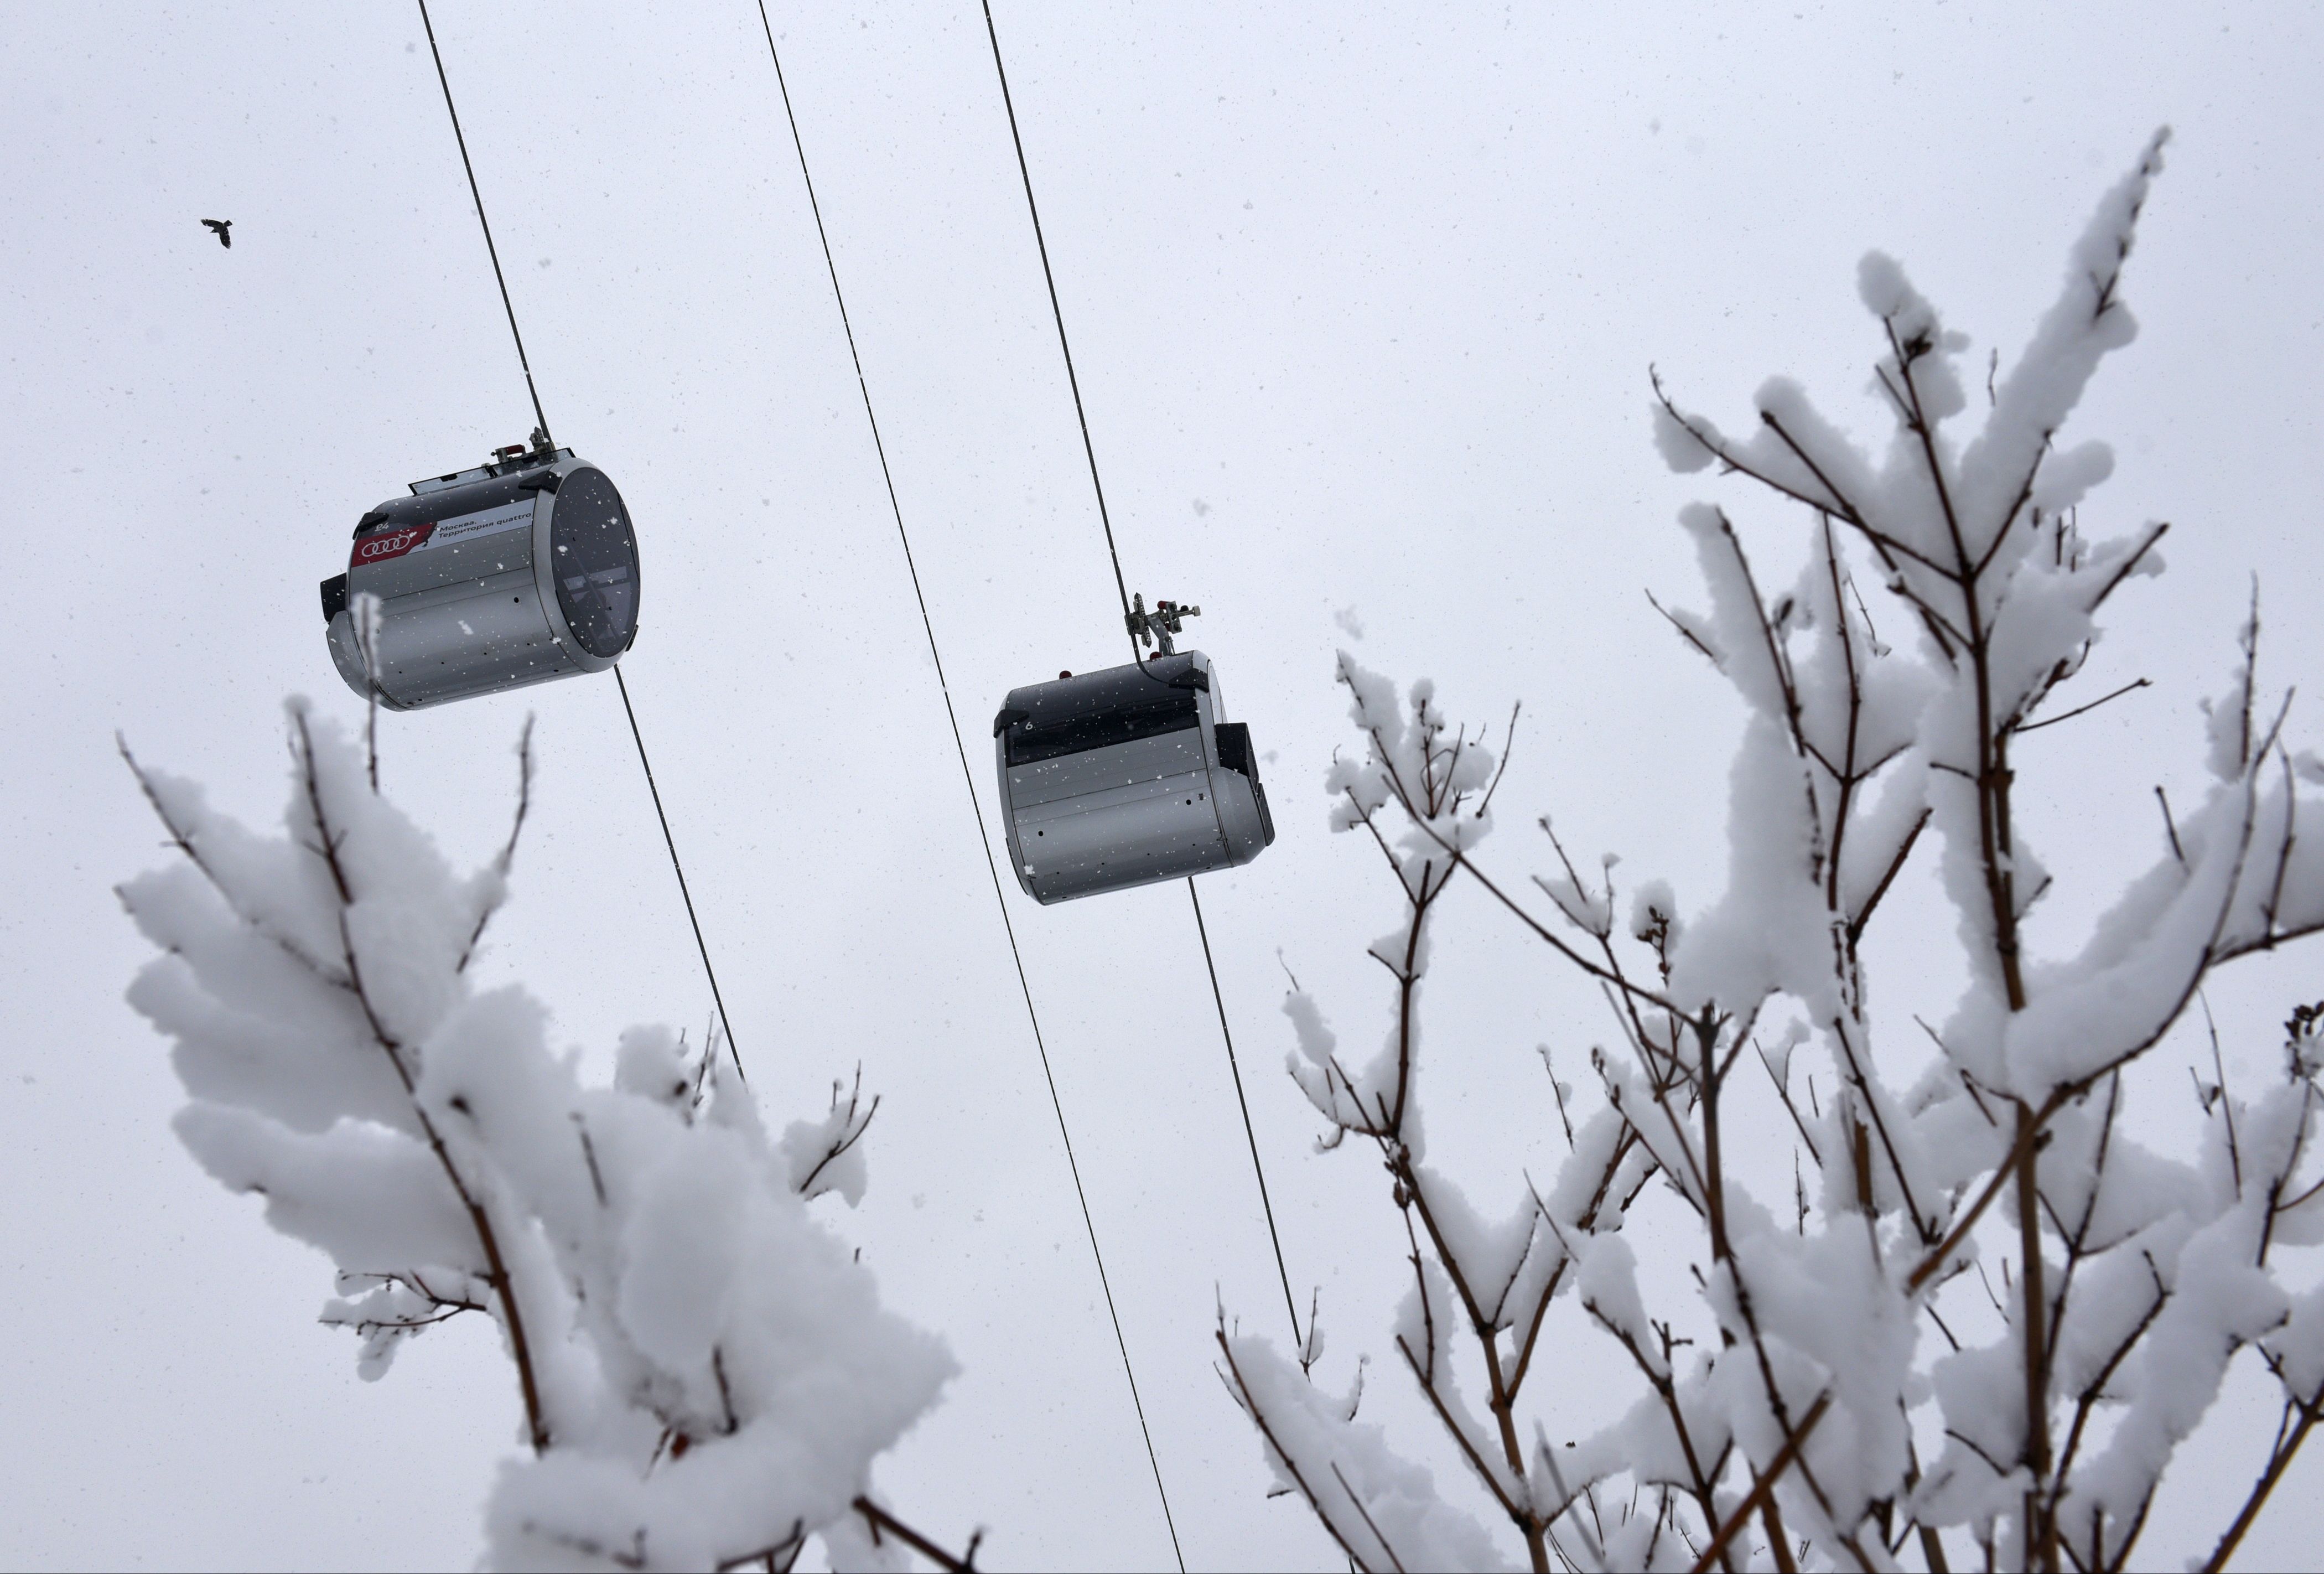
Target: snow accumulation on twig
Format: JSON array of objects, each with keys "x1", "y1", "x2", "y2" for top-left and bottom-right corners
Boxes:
[
  {"x1": 118, "y1": 703, "x2": 975, "y2": 1573},
  {"x1": 1225, "y1": 132, "x2": 2324, "y2": 1574}
]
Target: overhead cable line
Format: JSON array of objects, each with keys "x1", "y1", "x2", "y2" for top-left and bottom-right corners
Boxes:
[
  {"x1": 1189, "y1": 882, "x2": 1303, "y2": 1345},
  {"x1": 975, "y1": 2, "x2": 1135, "y2": 643},
  {"x1": 749, "y1": 8, "x2": 1181, "y2": 1567},
  {"x1": 615, "y1": 668, "x2": 748, "y2": 1083},
  {"x1": 978, "y1": 2, "x2": 1305, "y2": 1355},
  {"x1": 414, "y1": 0, "x2": 744, "y2": 1081},
  {"x1": 415, "y1": 0, "x2": 552, "y2": 448}
]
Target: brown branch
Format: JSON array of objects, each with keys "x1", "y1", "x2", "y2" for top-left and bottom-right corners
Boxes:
[
  {"x1": 1709, "y1": 507, "x2": 1808, "y2": 752},
  {"x1": 852, "y1": 1498, "x2": 981, "y2": 1573},
  {"x1": 458, "y1": 715, "x2": 535, "y2": 972},
  {"x1": 1583, "y1": 1298, "x2": 1732, "y2": 1572},
  {"x1": 1647, "y1": 588, "x2": 1723, "y2": 665},
  {"x1": 2016, "y1": 1099, "x2": 2056, "y2": 1571},
  {"x1": 1882, "y1": 318, "x2": 1976, "y2": 580},
  {"x1": 1596, "y1": 1060, "x2": 1713, "y2": 1228},
  {"x1": 1970, "y1": 441, "x2": 2054, "y2": 583},
  {"x1": 2254, "y1": 747, "x2": 2300, "y2": 961},
  {"x1": 2015, "y1": 679, "x2": 2151, "y2": 736},
  {"x1": 2083, "y1": 522, "x2": 2169, "y2": 614},
  {"x1": 1687, "y1": 1393, "x2": 1832, "y2": 1574},
  {"x1": 1332, "y1": 1461, "x2": 1410, "y2": 1574},
  {"x1": 1819, "y1": 514, "x2": 1870, "y2": 916},
  {"x1": 1649, "y1": 367, "x2": 1866, "y2": 540},
  {"x1": 1407, "y1": 809, "x2": 1683, "y2": 1013},
  {"x1": 289, "y1": 707, "x2": 552, "y2": 1453},
  {"x1": 1395, "y1": 1333, "x2": 1528, "y2": 1528},
  {"x1": 1848, "y1": 807, "x2": 1931, "y2": 945},
  {"x1": 1829, "y1": 1017, "x2": 1937, "y2": 1242},
  {"x1": 712, "y1": 1346, "x2": 740, "y2": 1435},
  {"x1": 1697, "y1": 1013, "x2": 1734, "y2": 1261},
  {"x1": 2273, "y1": 1168, "x2": 2324, "y2": 1222},
  {"x1": 2050, "y1": 1256, "x2": 2166, "y2": 1505},
  {"x1": 2202, "y1": 1378, "x2": 2324, "y2": 1572},
  {"x1": 1540, "y1": 1047, "x2": 1579, "y2": 1152},
  {"x1": 1216, "y1": 1328, "x2": 1376, "y2": 1571},
  {"x1": 1391, "y1": 858, "x2": 1438, "y2": 1127},
  {"x1": 1342, "y1": 784, "x2": 1417, "y2": 889},
  {"x1": 797, "y1": 1066, "x2": 880, "y2": 1198},
  {"x1": 2153, "y1": 786, "x2": 2187, "y2": 866},
  {"x1": 574, "y1": 1115, "x2": 609, "y2": 1207},
  {"x1": 1908, "y1": 1083, "x2": 2079, "y2": 1295},
  {"x1": 1511, "y1": 1131, "x2": 1641, "y2": 1394},
  {"x1": 1478, "y1": 700, "x2": 1521, "y2": 821},
  {"x1": 118, "y1": 734, "x2": 351, "y2": 987},
  {"x1": 1749, "y1": 409, "x2": 1875, "y2": 536},
  {"x1": 327, "y1": 1306, "x2": 478, "y2": 1335},
  {"x1": 1756, "y1": 1039, "x2": 1824, "y2": 1167}
]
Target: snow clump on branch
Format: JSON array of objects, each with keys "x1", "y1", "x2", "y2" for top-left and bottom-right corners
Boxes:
[
  {"x1": 1226, "y1": 131, "x2": 2324, "y2": 1573},
  {"x1": 117, "y1": 702, "x2": 952, "y2": 1572}
]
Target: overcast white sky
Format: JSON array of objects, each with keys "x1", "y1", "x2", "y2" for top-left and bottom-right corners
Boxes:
[{"x1": 4, "y1": 2, "x2": 2322, "y2": 1569}]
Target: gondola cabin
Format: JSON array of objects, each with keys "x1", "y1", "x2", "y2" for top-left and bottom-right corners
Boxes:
[
  {"x1": 319, "y1": 444, "x2": 639, "y2": 711},
  {"x1": 993, "y1": 651, "x2": 1274, "y2": 903}
]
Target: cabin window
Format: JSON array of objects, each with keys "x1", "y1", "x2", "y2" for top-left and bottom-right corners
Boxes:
[
  {"x1": 1003, "y1": 655, "x2": 1207, "y2": 769},
  {"x1": 549, "y1": 469, "x2": 639, "y2": 657}
]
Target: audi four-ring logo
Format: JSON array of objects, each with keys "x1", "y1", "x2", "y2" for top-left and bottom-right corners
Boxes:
[{"x1": 349, "y1": 522, "x2": 437, "y2": 567}]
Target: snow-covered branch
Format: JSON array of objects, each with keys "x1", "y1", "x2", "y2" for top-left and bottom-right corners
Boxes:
[
  {"x1": 119, "y1": 703, "x2": 959, "y2": 1571},
  {"x1": 1230, "y1": 134, "x2": 2324, "y2": 1573}
]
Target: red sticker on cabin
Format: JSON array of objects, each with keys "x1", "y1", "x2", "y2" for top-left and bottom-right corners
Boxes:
[{"x1": 350, "y1": 522, "x2": 437, "y2": 567}]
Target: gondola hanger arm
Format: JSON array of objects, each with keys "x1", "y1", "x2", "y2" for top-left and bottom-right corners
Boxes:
[{"x1": 1128, "y1": 592, "x2": 1200, "y2": 657}]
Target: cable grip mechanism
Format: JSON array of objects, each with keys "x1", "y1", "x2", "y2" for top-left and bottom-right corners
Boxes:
[{"x1": 1128, "y1": 593, "x2": 1200, "y2": 656}]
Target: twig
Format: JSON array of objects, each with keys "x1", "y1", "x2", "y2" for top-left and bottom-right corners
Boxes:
[
  {"x1": 1907, "y1": 1089, "x2": 2067, "y2": 1293},
  {"x1": 458, "y1": 716, "x2": 535, "y2": 972},
  {"x1": 2083, "y1": 522, "x2": 2170, "y2": 614},
  {"x1": 1539, "y1": 1046, "x2": 1578, "y2": 1150},
  {"x1": 2200, "y1": 1377, "x2": 2324, "y2": 1573},
  {"x1": 1647, "y1": 588, "x2": 1722, "y2": 665},
  {"x1": 1215, "y1": 1329, "x2": 1374, "y2": 1571},
  {"x1": 1332, "y1": 1461, "x2": 1409, "y2": 1574},
  {"x1": 574, "y1": 1114, "x2": 609, "y2": 1207},
  {"x1": 2154, "y1": 786, "x2": 2186, "y2": 865},
  {"x1": 1398, "y1": 809, "x2": 1683, "y2": 1013},
  {"x1": 289, "y1": 707, "x2": 553, "y2": 1453},
  {"x1": 797, "y1": 1066, "x2": 881, "y2": 1198},
  {"x1": 1394, "y1": 1333, "x2": 1528, "y2": 1527},
  {"x1": 1479, "y1": 700, "x2": 1521, "y2": 820},
  {"x1": 1537, "y1": 1435, "x2": 1610, "y2": 1572},
  {"x1": 2016, "y1": 678, "x2": 2150, "y2": 734},
  {"x1": 1840, "y1": 804, "x2": 1933, "y2": 953},
  {"x1": 1755, "y1": 1038, "x2": 1824, "y2": 1166},
  {"x1": 1687, "y1": 1393, "x2": 1832, "y2": 1574},
  {"x1": 2200, "y1": 992, "x2": 2243, "y2": 1198},
  {"x1": 852, "y1": 1497, "x2": 981, "y2": 1573}
]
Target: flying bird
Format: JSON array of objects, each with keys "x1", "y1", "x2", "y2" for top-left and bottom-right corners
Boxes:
[{"x1": 201, "y1": 219, "x2": 232, "y2": 249}]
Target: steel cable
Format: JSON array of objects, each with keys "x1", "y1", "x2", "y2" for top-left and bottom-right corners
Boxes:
[
  {"x1": 414, "y1": 0, "x2": 552, "y2": 448},
  {"x1": 616, "y1": 667, "x2": 748, "y2": 1084},
  {"x1": 751, "y1": 8, "x2": 1182, "y2": 1567},
  {"x1": 414, "y1": 0, "x2": 743, "y2": 1079},
  {"x1": 979, "y1": 0, "x2": 1305, "y2": 1356}
]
